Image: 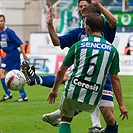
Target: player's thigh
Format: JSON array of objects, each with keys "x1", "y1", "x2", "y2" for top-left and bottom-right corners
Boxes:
[
  {"x1": 99, "y1": 99, "x2": 115, "y2": 125},
  {"x1": 100, "y1": 106, "x2": 115, "y2": 126},
  {"x1": 59, "y1": 92, "x2": 65, "y2": 110},
  {"x1": 61, "y1": 97, "x2": 78, "y2": 119}
]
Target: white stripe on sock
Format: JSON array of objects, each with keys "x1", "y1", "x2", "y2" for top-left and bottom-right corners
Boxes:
[{"x1": 60, "y1": 121, "x2": 70, "y2": 125}]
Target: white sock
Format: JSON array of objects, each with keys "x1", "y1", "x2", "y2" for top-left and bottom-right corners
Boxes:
[
  {"x1": 47, "y1": 109, "x2": 61, "y2": 120},
  {"x1": 90, "y1": 106, "x2": 101, "y2": 127}
]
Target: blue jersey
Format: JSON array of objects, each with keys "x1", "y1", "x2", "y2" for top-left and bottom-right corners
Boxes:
[
  {"x1": 0, "y1": 27, "x2": 23, "y2": 71},
  {"x1": 59, "y1": 21, "x2": 116, "y2": 102},
  {"x1": 0, "y1": 27, "x2": 23, "y2": 53},
  {"x1": 59, "y1": 21, "x2": 116, "y2": 49}
]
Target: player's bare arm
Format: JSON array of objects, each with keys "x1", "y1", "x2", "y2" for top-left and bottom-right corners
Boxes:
[
  {"x1": 20, "y1": 44, "x2": 28, "y2": 60},
  {"x1": 110, "y1": 74, "x2": 128, "y2": 120},
  {"x1": 48, "y1": 64, "x2": 68, "y2": 104},
  {"x1": 46, "y1": 6, "x2": 60, "y2": 46},
  {"x1": 91, "y1": 0, "x2": 117, "y2": 28}
]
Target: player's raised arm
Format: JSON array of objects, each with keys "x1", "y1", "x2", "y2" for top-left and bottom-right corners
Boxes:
[
  {"x1": 46, "y1": 6, "x2": 60, "y2": 46},
  {"x1": 91, "y1": 0, "x2": 117, "y2": 28}
]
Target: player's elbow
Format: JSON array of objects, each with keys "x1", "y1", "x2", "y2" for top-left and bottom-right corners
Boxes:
[
  {"x1": 52, "y1": 39, "x2": 60, "y2": 46},
  {"x1": 109, "y1": 17, "x2": 117, "y2": 29},
  {"x1": 110, "y1": 74, "x2": 120, "y2": 85}
]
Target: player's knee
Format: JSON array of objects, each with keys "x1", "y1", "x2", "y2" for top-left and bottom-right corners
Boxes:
[{"x1": 105, "y1": 115, "x2": 115, "y2": 126}]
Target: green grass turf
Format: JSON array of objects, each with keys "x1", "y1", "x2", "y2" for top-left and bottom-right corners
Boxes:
[{"x1": 0, "y1": 75, "x2": 132, "y2": 133}]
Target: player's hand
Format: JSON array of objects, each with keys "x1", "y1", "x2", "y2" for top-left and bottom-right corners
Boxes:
[
  {"x1": 119, "y1": 104, "x2": 128, "y2": 120},
  {"x1": 23, "y1": 54, "x2": 29, "y2": 60},
  {"x1": 91, "y1": 0, "x2": 99, "y2": 7},
  {"x1": 47, "y1": 89, "x2": 58, "y2": 104},
  {"x1": 46, "y1": 6, "x2": 53, "y2": 26}
]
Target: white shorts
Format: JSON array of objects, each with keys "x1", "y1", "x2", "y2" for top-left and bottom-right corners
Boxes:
[{"x1": 98, "y1": 99, "x2": 114, "y2": 108}]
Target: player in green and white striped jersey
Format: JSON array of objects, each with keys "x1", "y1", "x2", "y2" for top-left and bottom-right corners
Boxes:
[
  {"x1": 64, "y1": 35, "x2": 118, "y2": 105},
  {"x1": 47, "y1": 13, "x2": 128, "y2": 133}
]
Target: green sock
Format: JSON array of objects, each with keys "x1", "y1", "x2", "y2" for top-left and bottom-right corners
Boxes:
[{"x1": 59, "y1": 122, "x2": 71, "y2": 133}]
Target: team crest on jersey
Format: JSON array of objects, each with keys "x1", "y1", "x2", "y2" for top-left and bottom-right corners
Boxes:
[
  {"x1": 72, "y1": 77, "x2": 101, "y2": 92},
  {"x1": 80, "y1": 34, "x2": 87, "y2": 40}
]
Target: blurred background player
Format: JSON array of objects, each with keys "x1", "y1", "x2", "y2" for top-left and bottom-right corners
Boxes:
[
  {"x1": 23, "y1": 40, "x2": 30, "y2": 54},
  {"x1": 47, "y1": 12, "x2": 128, "y2": 133},
  {"x1": 22, "y1": 0, "x2": 119, "y2": 132},
  {"x1": 0, "y1": 49, "x2": 6, "y2": 64},
  {"x1": 124, "y1": 42, "x2": 132, "y2": 55},
  {"x1": 0, "y1": 14, "x2": 28, "y2": 102}
]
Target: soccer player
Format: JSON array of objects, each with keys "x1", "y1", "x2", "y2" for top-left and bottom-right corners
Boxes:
[
  {"x1": 45, "y1": 3, "x2": 119, "y2": 133},
  {"x1": 47, "y1": 13, "x2": 128, "y2": 133},
  {"x1": 22, "y1": 0, "x2": 119, "y2": 133},
  {"x1": 0, "y1": 15, "x2": 28, "y2": 102}
]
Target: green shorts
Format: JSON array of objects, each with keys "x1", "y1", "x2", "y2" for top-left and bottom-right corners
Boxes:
[{"x1": 61, "y1": 97, "x2": 96, "y2": 118}]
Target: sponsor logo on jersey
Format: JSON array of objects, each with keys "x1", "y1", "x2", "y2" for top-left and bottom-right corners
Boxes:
[
  {"x1": 80, "y1": 41, "x2": 112, "y2": 52},
  {"x1": 72, "y1": 77, "x2": 101, "y2": 92}
]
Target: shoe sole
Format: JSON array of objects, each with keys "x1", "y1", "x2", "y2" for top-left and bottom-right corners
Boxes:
[{"x1": 42, "y1": 115, "x2": 59, "y2": 127}]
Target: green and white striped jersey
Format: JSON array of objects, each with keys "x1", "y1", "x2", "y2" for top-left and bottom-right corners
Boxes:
[{"x1": 63, "y1": 35, "x2": 120, "y2": 105}]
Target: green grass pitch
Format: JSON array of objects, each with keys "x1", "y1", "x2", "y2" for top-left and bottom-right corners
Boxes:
[{"x1": 0, "y1": 75, "x2": 132, "y2": 133}]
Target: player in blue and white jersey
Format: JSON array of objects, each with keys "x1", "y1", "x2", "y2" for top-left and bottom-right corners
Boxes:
[{"x1": 0, "y1": 15, "x2": 28, "y2": 102}]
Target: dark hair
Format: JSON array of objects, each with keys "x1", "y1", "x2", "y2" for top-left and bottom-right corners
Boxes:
[
  {"x1": 25, "y1": 40, "x2": 29, "y2": 44},
  {"x1": 126, "y1": 42, "x2": 130, "y2": 47},
  {"x1": 86, "y1": 13, "x2": 104, "y2": 33},
  {"x1": 82, "y1": 4, "x2": 101, "y2": 14},
  {"x1": 0, "y1": 15, "x2": 5, "y2": 21},
  {"x1": 78, "y1": 0, "x2": 91, "y2": 4}
]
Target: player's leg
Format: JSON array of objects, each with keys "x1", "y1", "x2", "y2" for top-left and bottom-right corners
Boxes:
[
  {"x1": 22, "y1": 61, "x2": 56, "y2": 87},
  {"x1": 13, "y1": 58, "x2": 28, "y2": 102},
  {"x1": 99, "y1": 103, "x2": 118, "y2": 133},
  {"x1": 59, "y1": 97, "x2": 78, "y2": 133},
  {"x1": 14, "y1": 88, "x2": 28, "y2": 102},
  {"x1": 0, "y1": 68, "x2": 13, "y2": 102},
  {"x1": 21, "y1": 61, "x2": 69, "y2": 87},
  {"x1": 42, "y1": 109, "x2": 61, "y2": 126},
  {"x1": 42, "y1": 92, "x2": 65, "y2": 126},
  {"x1": 88, "y1": 73, "x2": 113, "y2": 133},
  {"x1": 36, "y1": 75, "x2": 55, "y2": 87},
  {"x1": 35, "y1": 72, "x2": 69, "y2": 87},
  {"x1": 88, "y1": 106, "x2": 105, "y2": 133},
  {"x1": 99, "y1": 74, "x2": 118, "y2": 133}
]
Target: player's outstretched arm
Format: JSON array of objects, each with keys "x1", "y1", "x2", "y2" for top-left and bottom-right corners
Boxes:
[
  {"x1": 110, "y1": 74, "x2": 128, "y2": 120},
  {"x1": 47, "y1": 6, "x2": 60, "y2": 46},
  {"x1": 91, "y1": 0, "x2": 117, "y2": 28}
]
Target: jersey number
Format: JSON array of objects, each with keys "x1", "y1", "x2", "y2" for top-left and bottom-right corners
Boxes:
[{"x1": 86, "y1": 54, "x2": 99, "y2": 77}]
